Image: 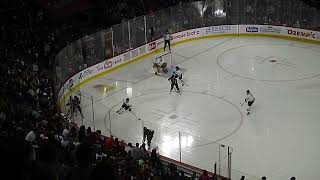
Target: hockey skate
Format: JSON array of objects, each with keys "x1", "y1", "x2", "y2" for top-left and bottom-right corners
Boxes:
[{"x1": 246, "y1": 108, "x2": 250, "y2": 115}]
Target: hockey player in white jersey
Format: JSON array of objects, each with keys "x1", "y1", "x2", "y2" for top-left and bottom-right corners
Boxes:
[
  {"x1": 173, "y1": 66, "x2": 187, "y2": 86},
  {"x1": 153, "y1": 56, "x2": 168, "y2": 75},
  {"x1": 117, "y1": 98, "x2": 132, "y2": 114},
  {"x1": 243, "y1": 90, "x2": 255, "y2": 115}
]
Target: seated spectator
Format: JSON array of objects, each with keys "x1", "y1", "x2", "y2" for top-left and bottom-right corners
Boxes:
[
  {"x1": 25, "y1": 130, "x2": 36, "y2": 143},
  {"x1": 86, "y1": 127, "x2": 92, "y2": 136},
  {"x1": 95, "y1": 147, "x2": 107, "y2": 163},
  {"x1": 261, "y1": 176, "x2": 266, "y2": 180},
  {"x1": 115, "y1": 141, "x2": 127, "y2": 157},
  {"x1": 87, "y1": 129, "x2": 96, "y2": 145},
  {"x1": 32, "y1": 62, "x2": 39, "y2": 74},
  {"x1": 106, "y1": 135, "x2": 114, "y2": 150},
  {"x1": 132, "y1": 143, "x2": 142, "y2": 160},
  {"x1": 67, "y1": 143, "x2": 93, "y2": 180},
  {"x1": 31, "y1": 142, "x2": 59, "y2": 180},
  {"x1": 78, "y1": 125, "x2": 86, "y2": 143},
  {"x1": 114, "y1": 137, "x2": 119, "y2": 145},
  {"x1": 125, "y1": 142, "x2": 133, "y2": 155},
  {"x1": 69, "y1": 126, "x2": 77, "y2": 140},
  {"x1": 95, "y1": 130, "x2": 103, "y2": 144},
  {"x1": 91, "y1": 157, "x2": 115, "y2": 180},
  {"x1": 39, "y1": 134, "x2": 48, "y2": 140},
  {"x1": 61, "y1": 136, "x2": 70, "y2": 148},
  {"x1": 150, "y1": 147, "x2": 159, "y2": 164},
  {"x1": 62, "y1": 125, "x2": 70, "y2": 138},
  {"x1": 198, "y1": 170, "x2": 210, "y2": 180},
  {"x1": 240, "y1": 176, "x2": 245, "y2": 180}
]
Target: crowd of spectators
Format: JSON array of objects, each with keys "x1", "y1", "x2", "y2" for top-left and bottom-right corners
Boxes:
[
  {"x1": 244, "y1": 0, "x2": 319, "y2": 30},
  {"x1": 0, "y1": 59, "x2": 202, "y2": 180}
]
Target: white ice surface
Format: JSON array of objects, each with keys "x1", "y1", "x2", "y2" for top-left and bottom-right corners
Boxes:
[{"x1": 75, "y1": 37, "x2": 320, "y2": 180}]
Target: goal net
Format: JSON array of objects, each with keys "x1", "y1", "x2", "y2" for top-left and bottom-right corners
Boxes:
[{"x1": 153, "y1": 51, "x2": 173, "y2": 67}]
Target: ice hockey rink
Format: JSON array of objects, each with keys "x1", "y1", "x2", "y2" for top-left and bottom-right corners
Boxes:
[{"x1": 75, "y1": 37, "x2": 320, "y2": 180}]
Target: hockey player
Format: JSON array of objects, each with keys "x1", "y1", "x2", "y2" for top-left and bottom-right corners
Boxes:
[
  {"x1": 244, "y1": 90, "x2": 255, "y2": 115},
  {"x1": 66, "y1": 96, "x2": 74, "y2": 118},
  {"x1": 164, "y1": 30, "x2": 171, "y2": 51},
  {"x1": 72, "y1": 96, "x2": 84, "y2": 118},
  {"x1": 173, "y1": 66, "x2": 186, "y2": 86},
  {"x1": 142, "y1": 127, "x2": 154, "y2": 149},
  {"x1": 146, "y1": 129, "x2": 154, "y2": 148},
  {"x1": 153, "y1": 56, "x2": 168, "y2": 75},
  {"x1": 168, "y1": 74, "x2": 181, "y2": 94},
  {"x1": 143, "y1": 127, "x2": 148, "y2": 143},
  {"x1": 117, "y1": 98, "x2": 132, "y2": 114}
]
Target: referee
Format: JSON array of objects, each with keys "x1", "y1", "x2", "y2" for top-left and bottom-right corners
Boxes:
[{"x1": 164, "y1": 30, "x2": 171, "y2": 51}]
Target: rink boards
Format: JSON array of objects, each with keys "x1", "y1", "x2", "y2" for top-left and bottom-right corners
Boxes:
[{"x1": 58, "y1": 24, "x2": 320, "y2": 108}]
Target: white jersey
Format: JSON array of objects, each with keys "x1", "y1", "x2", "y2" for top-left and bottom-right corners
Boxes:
[
  {"x1": 154, "y1": 57, "x2": 165, "y2": 66},
  {"x1": 164, "y1": 34, "x2": 171, "y2": 41},
  {"x1": 174, "y1": 69, "x2": 182, "y2": 76},
  {"x1": 174, "y1": 69, "x2": 183, "y2": 79},
  {"x1": 246, "y1": 93, "x2": 255, "y2": 102}
]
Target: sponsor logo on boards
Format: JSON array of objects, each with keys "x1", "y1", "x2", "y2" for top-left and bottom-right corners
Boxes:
[
  {"x1": 246, "y1": 26, "x2": 259, "y2": 33},
  {"x1": 287, "y1": 29, "x2": 316, "y2": 39},
  {"x1": 205, "y1": 25, "x2": 231, "y2": 34},
  {"x1": 79, "y1": 69, "x2": 94, "y2": 80},
  {"x1": 260, "y1": 26, "x2": 281, "y2": 34},
  {"x1": 148, "y1": 42, "x2": 157, "y2": 51}
]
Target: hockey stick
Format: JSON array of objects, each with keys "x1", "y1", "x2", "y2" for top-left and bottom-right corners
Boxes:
[
  {"x1": 180, "y1": 79, "x2": 189, "y2": 86},
  {"x1": 130, "y1": 111, "x2": 141, "y2": 120}
]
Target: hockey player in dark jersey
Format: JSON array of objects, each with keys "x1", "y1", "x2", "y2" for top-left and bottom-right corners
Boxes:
[
  {"x1": 117, "y1": 98, "x2": 132, "y2": 114},
  {"x1": 66, "y1": 95, "x2": 84, "y2": 118},
  {"x1": 168, "y1": 74, "x2": 181, "y2": 94},
  {"x1": 73, "y1": 96, "x2": 84, "y2": 118}
]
